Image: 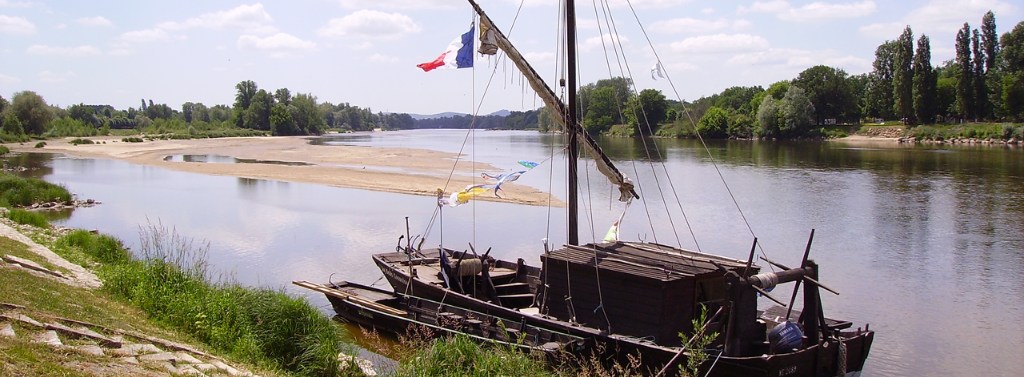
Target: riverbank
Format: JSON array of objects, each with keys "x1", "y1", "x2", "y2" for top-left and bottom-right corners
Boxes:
[
  {"x1": 4, "y1": 136, "x2": 560, "y2": 207},
  {"x1": 0, "y1": 219, "x2": 276, "y2": 376}
]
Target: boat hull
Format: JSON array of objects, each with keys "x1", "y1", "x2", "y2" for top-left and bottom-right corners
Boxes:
[{"x1": 371, "y1": 249, "x2": 875, "y2": 377}]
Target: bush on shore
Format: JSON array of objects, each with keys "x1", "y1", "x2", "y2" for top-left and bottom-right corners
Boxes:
[
  {"x1": 5, "y1": 208, "x2": 49, "y2": 228},
  {"x1": 0, "y1": 172, "x2": 72, "y2": 208}
]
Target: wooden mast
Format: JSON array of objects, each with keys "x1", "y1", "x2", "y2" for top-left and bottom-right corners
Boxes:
[{"x1": 566, "y1": 0, "x2": 579, "y2": 246}]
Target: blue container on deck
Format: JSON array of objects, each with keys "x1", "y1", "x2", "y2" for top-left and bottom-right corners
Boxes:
[{"x1": 768, "y1": 321, "x2": 804, "y2": 354}]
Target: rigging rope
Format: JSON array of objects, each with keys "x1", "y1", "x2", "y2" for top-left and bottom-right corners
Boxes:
[{"x1": 619, "y1": 0, "x2": 773, "y2": 265}]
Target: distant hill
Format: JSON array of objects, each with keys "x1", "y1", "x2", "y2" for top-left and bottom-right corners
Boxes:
[{"x1": 408, "y1": 110, "x2": 511, "y2": 120}]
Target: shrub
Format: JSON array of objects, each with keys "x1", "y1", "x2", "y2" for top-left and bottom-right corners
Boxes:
[
  {"x1": 69, "y1": 138, "x2": 95, "y2": 145},
  {"x1": 34, "y1": 142, "x2": 45, "y2": 148},
  {"x1": 0, "y1": 145, "x2": 9, "y2": 155},
  {"x1": 5, "y1": 208, "x2": 49, "y2": 227},
  {"x1": 0, "y1": 173, "x2": 72, "y2": 207},
  {"x1": 121, "y1": 137, "x2": 143, "y2": 143},
  {"x1": 55, "y1": 230, "x2": 130, "y2": 264}
]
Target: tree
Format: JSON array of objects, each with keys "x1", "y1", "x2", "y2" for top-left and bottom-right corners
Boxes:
[
  {"x1": 972, "y1": 28, "x2": 988, "y2": 119},
  {"x1": 245, "y1": 89, "x2": 273, "y2": 131},
  {"x1": 696, "y1": 106, "x2": 728, "y2": 138},
  {"x1": 793, "y1": 65, "x2": 857, "y2": 124},
  {"x1": 780, "y1": 86, "x2": 815, "y2": 137},
  {"x1": 182, "y1": 102, "x2": 195, "y2": 123},
  {"x1": 913, "y1": 35, "x2": 938, "y2": 124},
  {"x1": 270, "y1": 103, "x2": 296, "y2": 135},
  {"x1": 1001, "y1": 21, "x2": 1024, "y2": 120},
  {"x1": 579, "y1": 77, "x2": 630, "y2": 127},
  {"x1": 581, "y1": 86, "x2": 618, "y2": 134},
  {"x1": 274, "y1": 88, "x2": 292, "y2": 106},
  {"x1": 9, "y1": 91, "x2": 53, "y2": 135},
  {"x1": 626, "y1": 89, "x2": 668, "y2": 135},
  {"x1": 865, "y1": 41, "x2": 897, "y2": 120},
  {"x1": 0, "y1": 94, "x2": 7, "y2": 114},
  {"x1": 233, "y1": 80, "x2": 258, "y2": 128},
  {"x1": 1002, "y1": 21, "x2": 1024, "y2": 73},
  {"x1": 755, "y1": 95, "x2": 782, "y2": 138},
  {"x1": 981, "y1": 11, "x2": 999, "y2": 73},
  {"x1": 893, "y1": 26, "x2": 915, "y2": 124},
  {"x1": 2, "y1": 111, "x2": 24, "y2": 135},
  {"x1": 954, "y1": 23, "x2": 974, "y2": 121},
  {"x1": 291, "y1": 93, "x2": 324, "y2": 135},
  {"x1": 713, "y1": 86, "x2": 764, "y2": 115}
]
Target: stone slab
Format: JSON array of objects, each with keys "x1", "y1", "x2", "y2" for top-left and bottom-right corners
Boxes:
[
  {"x1": 33, "y1": 330, "x2": 63, "y2": 347},
  {"x1": 175, "y1": 351, "x2": 203, "y2": 364},
  {"x1": 74, "y1": 344, "x2": 105, "y2": 357},
  {"x1": 0, "y1": 323, "x2": 15, "y2": 338},
  {"x1": 138, "y1": 351, "x2": 178, "y2": 363}
]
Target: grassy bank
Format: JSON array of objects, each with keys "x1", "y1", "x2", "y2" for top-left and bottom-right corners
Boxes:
[{"x1": 51, "y1": 226, "x2": 355, "y2": 376}]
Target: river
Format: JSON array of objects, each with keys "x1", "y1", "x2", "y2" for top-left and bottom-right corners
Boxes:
[{"x1": 5, "y1": 130, "x2": 1023, "y2": 376}]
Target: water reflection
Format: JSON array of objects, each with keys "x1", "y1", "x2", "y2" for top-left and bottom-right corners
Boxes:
[{"x1": 163, "y1": 154, "x2": 312, "y2": 166}]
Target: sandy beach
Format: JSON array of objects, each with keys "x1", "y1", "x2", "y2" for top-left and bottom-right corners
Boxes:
[{"x1": 6, "y1": 136, "x2": 561, "y2": 207}]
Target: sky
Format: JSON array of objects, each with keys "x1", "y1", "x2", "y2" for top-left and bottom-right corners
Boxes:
[{"x1": 1, "y1": 0, "x2": 1021, "y2": 116}]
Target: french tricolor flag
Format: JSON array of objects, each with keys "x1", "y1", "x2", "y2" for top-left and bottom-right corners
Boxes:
[{"x1": 417, "y1": 24, "x2": 475, "y2": 72}]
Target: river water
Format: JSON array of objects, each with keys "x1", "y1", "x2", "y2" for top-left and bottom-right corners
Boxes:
[{"x1": 5, "y1": 130, "x2": 1022, "y2": 376}]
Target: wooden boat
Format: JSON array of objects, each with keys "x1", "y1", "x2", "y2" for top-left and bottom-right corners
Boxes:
[
  {"x1": 372, "y1": 240, "x2": 874, "y2": 376},
  {"x1": 292, "y1": 280, "x2": 588, "y2": 357},
  {"x1": 303, "y1": 0, "x2": 875, "y2": 375}
]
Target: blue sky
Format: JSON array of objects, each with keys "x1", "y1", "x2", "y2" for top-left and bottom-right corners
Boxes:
[{"x1": 1, "y1": 0, "x2": 1021, "y2": 115}]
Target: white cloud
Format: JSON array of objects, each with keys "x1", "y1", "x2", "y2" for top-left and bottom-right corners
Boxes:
[
  {"x1": 740, "y1": 0, "x2": 877, "y2": 22},
  {"x1": 0, "y1": 73, "x2": 20, "y2": 84},
  {"x1": 119, "y1": 28, "x2": 172, "y2": 43},
  {"x1": 606, "y1": 0, "x2": 690, "y2": 9},
  {"x1": 76, "y1": 16, "x2": 112, "y2": 27},
  {"x1": 650, "y1": 17, "x2": 751, "y2": 34},
  {"x1": 0, "y1": 14, "x2": 35, "y2": 34},
  {"x1": 318, "y1": 10, "x2": 421, "y2": 39},
  {"x1": 26, "y1": 44, "x2": 101, "y2": 56},
  {"x1": 580, "y1": 34, "x2": 630, "y2": 53},
  {"x1": 859, "y1": 0, "x2": 1016, "y2": 46},
  {"x1": 669, "y1": 34, "x2": 769, "y2": 54},
  {"x1": 338, "y1": 0, "x2": 456, "y2": 10},
  {"x1": 159, "y1": 3, "x2": 275, "y2": 34},
  {"x1": 237, "y1": 33, "x2": 315, "y2": 58},
  {"x1": 728, "y1": 47, "x2": 870, "y2": 73},
  {"x1": 38, "y1": 70, "x2": 75, "y2": 83}
]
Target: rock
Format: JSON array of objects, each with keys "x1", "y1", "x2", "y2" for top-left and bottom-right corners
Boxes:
[
  {"x1": 139, "y1": 351, "x2": 179, "y2": 363},
  {"x1": 177, "y1": 365, "x2": 205, "y2": 376},
  {"x1": 175, "y1": 351, "x2": 203, "y2": 364},
  {"x1": 119, "y1": 356, "x2": 139, "y2": 365},
  {"x1": 74, "y1": 344, "x2": 105, "y2": 356},
  {"x1": 111, "y1": 343, "x2": 162, "y2": 356},
  {"x1": 0, "y1": 323, "x2": 15, "y2": 338},
  {"x1": 211, "y1": 360, "x2": 244, "y2": 376},
  {"x1": 156, "y1": 361, "x2": 180, "y2": 374},
  {"x1": 33, "y1": 330, "x2": 63, "y2": 347}
]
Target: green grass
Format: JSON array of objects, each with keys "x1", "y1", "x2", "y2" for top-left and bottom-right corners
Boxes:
[
  {"x1": 395, "y1": 333, "x2": 552, "y2": 377},
  {"x1": 0, "y1": 236, "x2": 63, "y2": 274},
  {"x1": 0, "y1": 172, "x2": 72, "y2": 208},
  {"x1": 5, "y1": 208, "x2": 50, "y2": 228},
  {"x1": 49, "y1": 224, "x2": 353, "y2": 377},
  {"x1": 0, "y1": 145, "x2": 9, "y2": 155},
  {"x1": 121, "y1": 137, "x2": 144, "y2": 143}
]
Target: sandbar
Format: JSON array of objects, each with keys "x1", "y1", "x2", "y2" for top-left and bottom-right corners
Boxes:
[{"x1": 5, "y1": 136, "x2": 562, "y2": 207}]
